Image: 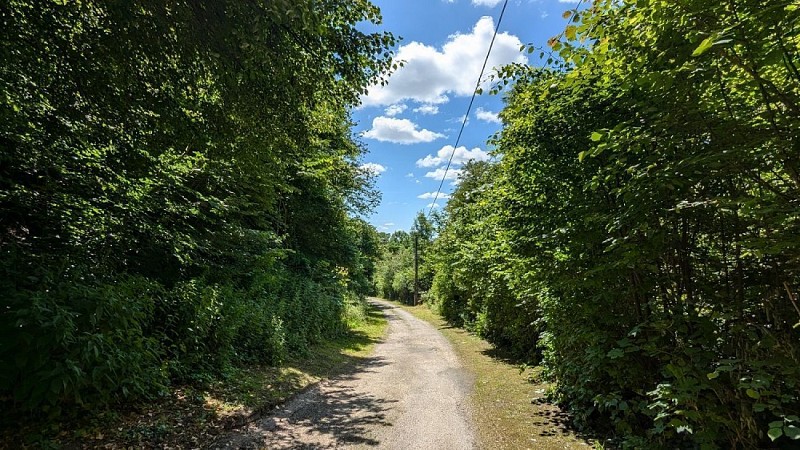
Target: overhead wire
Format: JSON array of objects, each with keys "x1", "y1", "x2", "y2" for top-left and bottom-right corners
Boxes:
[
  {"x1": 427, "y1": 0, "x2": 510, "y2": 216},
  {"x1": 426, "y1": 0, "x2": 591, "y2": 217}
]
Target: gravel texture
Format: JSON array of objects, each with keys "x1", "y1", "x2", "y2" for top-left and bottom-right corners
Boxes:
[{"x1": 211, "y1": 298, "x2": 475, "y2": 449}]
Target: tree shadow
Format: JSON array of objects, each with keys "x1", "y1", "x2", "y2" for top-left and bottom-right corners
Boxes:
[
  {"x1": 480, "y1": 346, "x2": 528, "y2": 366},
  {"x1": 210, "y1": 354, "x2": 395, "y2": 449},
  {"x1": 528, "y1": 398, "x2": 596, "y2": 443},
  {"x1": 209, "y1": 302, "x2": 399, "y2": 448},
  {"x1": 478, "y1": 348, "x2": 603, "y2": 447}
]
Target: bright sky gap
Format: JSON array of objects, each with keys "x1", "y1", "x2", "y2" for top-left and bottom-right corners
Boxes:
[
  {"x1": 354, "y1": 0, "x2": 583, "y2": 232},
  {"x1": 428, "y1": 0, "x2": 509, "y2": 216}
]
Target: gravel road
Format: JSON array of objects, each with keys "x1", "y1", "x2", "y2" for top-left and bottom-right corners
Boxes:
[{"x1": 212, "y1": 298, "x2": 476, "y2": 449}]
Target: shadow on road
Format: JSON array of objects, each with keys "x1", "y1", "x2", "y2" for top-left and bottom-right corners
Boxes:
[
  {"x1": 210, "y1": 304, "x2": 396, "y2": 449},
  {"x1": 255, "y1": 356, "x2": 397, "y2": 448}
]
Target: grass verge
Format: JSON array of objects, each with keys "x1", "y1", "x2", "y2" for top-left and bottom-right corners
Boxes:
[
  {"x1": 391, "y1": 300, "x2": 597, "y2": 450},
  {"x1": 1, "y1": 300, "x2": 388, "y2": 449}
]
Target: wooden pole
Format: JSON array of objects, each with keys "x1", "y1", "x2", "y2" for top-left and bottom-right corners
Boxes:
[{"x1": 414, "y1": 231, "x2": 419, "y2": 306}]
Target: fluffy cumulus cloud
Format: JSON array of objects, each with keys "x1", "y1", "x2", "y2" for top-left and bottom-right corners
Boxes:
[
  {"x1": 416, "y1": 145, "x2": 491, "y2": 168},
  {"x1": 413, "y1": 104, "x2": 439, "y2": 115},
  {"x1": 361, "y1": 17, "x2": 527, "y2": 107},
  {"x1": 362, "y1": 117, "x2": 445, "y2": 144},
  {"x1": 475, "y1": 107, "x2": 501, "y2": 124},
  {"x1": 384, "y1": 104, "x2": 407, "y2": 117},
  {"x1": 359, "y1": 162, "x2": 387, "y2": 176},
  {"x1": 472, "y1": 0, "x2": 503, "y2": 6},
  {"x1": 424, "y1": 167, "x2": 463, "y2": 181},
  {"x1": 418, "y1": 192, "x2": 452, "y2": 200}
]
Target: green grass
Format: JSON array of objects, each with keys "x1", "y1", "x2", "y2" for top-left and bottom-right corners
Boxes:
[
  {"x1": 1, "y1": 301, "x2": 388, "y2": 449},
  {"x1": 391, "y1": 300, "x2": 597, "y2": 450}
]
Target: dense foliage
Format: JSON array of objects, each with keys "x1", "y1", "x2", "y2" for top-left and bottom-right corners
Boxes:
[
  {"x1": 424, "y1": 0, "x2": 800, "y2": 447},
  {"x1": 0, "y1": 0, "x2": 394, "y2": 414}
]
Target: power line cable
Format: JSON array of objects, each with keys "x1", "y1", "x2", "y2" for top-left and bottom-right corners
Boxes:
[{"x1": 427, "y1": 0, "x2": 509, "y2": 216}]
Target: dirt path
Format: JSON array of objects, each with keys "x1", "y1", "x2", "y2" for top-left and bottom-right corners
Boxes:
[{"x1": 211, "y1": 298, "x2": 475, "y2": 449}]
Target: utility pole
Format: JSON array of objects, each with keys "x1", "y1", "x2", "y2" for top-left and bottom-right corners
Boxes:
[{"x1": 413, "y1": 231, "x2": 419, "y2": 306}]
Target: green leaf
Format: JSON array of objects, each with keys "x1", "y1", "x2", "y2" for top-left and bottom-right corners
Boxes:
[
  {"x1": 706, "y1": 371, "x2": 719, "y2": 380},
  {"x1": 745, "y1": 389, "x2": 760, "y2": 399},
  {"x1": 668, "y1": 418, "x2": 685, "y2": 428},
  {"x1": 607, "y1": 348, "x2": 624, "y2": 359},
  {"x1": 692, "y1": 36, "x2": 715, "y2": 57},
  {"x1": 786, "y1": 425, "x2": 800, "y2": 440},
  {"x1": 692, "y1": 33, "x2": 731, "y2": 57},
  {"x1": 565, "y1": 25, "x2": 577, "y2": 41},
  {"x1": 768, "y1": 427, "x2": 783, "y2": 441},
  {"x1": 591, "y1": 131, "x2": 603, "y2": 142}
]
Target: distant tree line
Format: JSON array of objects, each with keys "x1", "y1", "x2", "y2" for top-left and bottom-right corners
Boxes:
[{"x1": 374, "y1": 213, "x2": 435, "y2": 304}]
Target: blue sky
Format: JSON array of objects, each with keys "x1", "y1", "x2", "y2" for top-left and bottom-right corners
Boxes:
[{"x1": 354, "y1": 0, "x2": 579, "y2": 233}]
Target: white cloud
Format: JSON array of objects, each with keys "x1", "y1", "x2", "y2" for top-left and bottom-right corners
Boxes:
[
  {"x1": 361, "y1": 17, "x2": 527, "y2": 107},
  {"x1": 450, "y1": 114, "x2": 469, "y2": 124},
  {"x1": 424, "y1": 167, "x2": 463, "y2": 181},
  {"x1": 384, "y1": 104, "x2": 407, "y2": 117},
  {"x1": 406, "y1": 172, "x2": 415, "y2": 178},
  {"x1": 427, "y1": 203, "x2": 441, "y2": 209},
  {"x1": 359, "y1": 162, "x2": 387, "y2": 176},
  {"x1": 475, "y1": 107, "x2": 501, "y2": 124},
  {"x1": 416, "y1": 145, "x2": 491, "y2": 168},
  {"x1": 362, "y1": 117, "x2": 445, "y2": 144},
  {"x1": 413, "y1": 104, "x2": 439, "y2": 115},
  {"x1": 418, "y1": 192, "x2": 452, "y2": 200},
  {"x1": 472, "y1": 0, "x2": 503, "y2": 6}
]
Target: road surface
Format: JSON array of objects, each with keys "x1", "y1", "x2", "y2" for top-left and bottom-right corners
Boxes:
[{"x1": 212, "y1": 298, "x2": 475, "y2": 449}]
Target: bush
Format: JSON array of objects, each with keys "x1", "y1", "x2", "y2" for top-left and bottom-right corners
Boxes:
[{"x1": 0, "y1": 261, "x2": 165, "y2": 411}]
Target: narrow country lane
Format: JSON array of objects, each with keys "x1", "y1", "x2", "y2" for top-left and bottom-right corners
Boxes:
[{"x1": 212, "y1": 299, "x2": 476, "y2": 449}]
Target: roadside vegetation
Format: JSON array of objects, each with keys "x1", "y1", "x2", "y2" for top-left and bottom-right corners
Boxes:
[
  {"x1": 0, "y1": 300, "x2": 387, "y2": 448},
  {"x1": 378, "y1": 0, "x2": 800, "y2": 448},
  {"x1": 0, "y1": 0, "x2": 395, "y2": 446}
]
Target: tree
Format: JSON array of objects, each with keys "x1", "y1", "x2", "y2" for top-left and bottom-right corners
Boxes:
[
  {"x1": 424, "y1": 0, "x2": 800, "y2": 446},
  {"x1": 0, "y1": 0, "x2": 396, "y2": 413}
]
